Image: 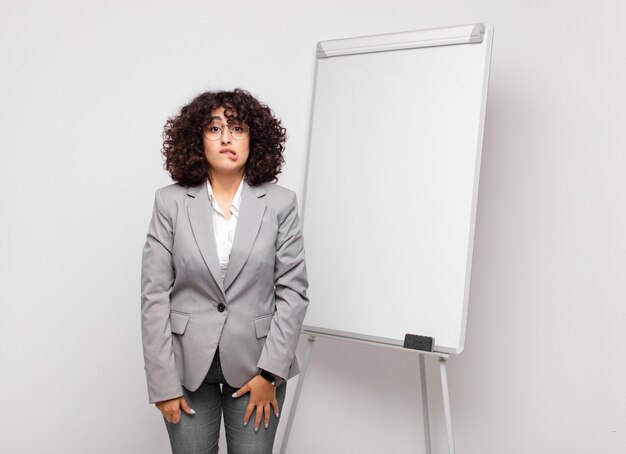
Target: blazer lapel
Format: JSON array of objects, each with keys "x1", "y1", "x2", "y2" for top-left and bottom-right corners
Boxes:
[
  {"x1": 224, "y1": 182, "x2": 266, "y2": 291},
  {"x1": 186, "y1": 180, "x2": 267, "y2": 297},
  {"x1": 186, "y1": 182, "x2": 226, "y2": 296}
]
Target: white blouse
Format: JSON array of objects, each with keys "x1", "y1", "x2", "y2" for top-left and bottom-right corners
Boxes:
[{"x1": 206, "y1": 178, "x2": 244, "y2": 283}]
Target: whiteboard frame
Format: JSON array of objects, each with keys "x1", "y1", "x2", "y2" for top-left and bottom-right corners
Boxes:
[{"x1": 301, "y1": 23, "x2": 494, "y2": 354}]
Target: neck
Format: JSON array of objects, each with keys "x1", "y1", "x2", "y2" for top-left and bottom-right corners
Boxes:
[{"x1": 208, "y1": 170, "x2": 244, "y2": 196}]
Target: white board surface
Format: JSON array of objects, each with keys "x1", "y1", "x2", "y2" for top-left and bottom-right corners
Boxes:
[{"x1": 301, "y1": 24, "x2": 493, "y2": 353}]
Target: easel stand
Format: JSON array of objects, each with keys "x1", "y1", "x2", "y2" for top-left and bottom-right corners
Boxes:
[{"x1": 279, "y1": 334, "x2": 456, "y2": 454}]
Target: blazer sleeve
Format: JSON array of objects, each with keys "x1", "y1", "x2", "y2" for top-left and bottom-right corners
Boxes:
[
  {"x1": 256, "y1": 190, "x2": 310, "y2": 379},
  {"x1": 140, "y1": 189, "x2": 183, "y2": 404}
]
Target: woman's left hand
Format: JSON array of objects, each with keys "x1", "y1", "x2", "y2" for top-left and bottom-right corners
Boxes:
[{"x1": 233, "y1": 375, "x2": 279, "y2": 431}]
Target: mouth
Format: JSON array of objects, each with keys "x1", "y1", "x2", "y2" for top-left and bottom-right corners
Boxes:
[{"x1": 220, "y1": 148, "x2": 237, "y2": 160}]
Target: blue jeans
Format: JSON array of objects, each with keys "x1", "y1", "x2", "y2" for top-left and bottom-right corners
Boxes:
[{"x1": 164, "y1": 349, "x2": 286, "y2": 454}]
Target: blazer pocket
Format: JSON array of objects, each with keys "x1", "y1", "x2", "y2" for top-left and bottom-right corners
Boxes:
[
  {"x1": 170, "y1": 311, "x2": 190, "y2": 335},
  {"x1": 253, "y1": 313, "x2": 274, "y2": 339}
]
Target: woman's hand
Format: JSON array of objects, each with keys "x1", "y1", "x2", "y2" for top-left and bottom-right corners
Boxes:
[
  {"x1": 233, "y1": 375, "x2": 279, "y2": 431},
  {"x1": 155, "y1": 396, "x2": 195, "y2": 424}
]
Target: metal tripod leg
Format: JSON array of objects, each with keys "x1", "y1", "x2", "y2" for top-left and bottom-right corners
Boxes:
[
  {"x1": 419, "y1": 354, "x2": 432, "y2": 454},
  {"x1": 439, "y1": 356, "x2": 456, "y2": 454},
  {"x1": 279, "y1": 335, "x2": 316, "y2": 454}
]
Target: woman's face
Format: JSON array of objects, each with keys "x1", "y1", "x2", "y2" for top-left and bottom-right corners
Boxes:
[{"x1": 203, "y1": 106, "x2": 250, "y2": 178}]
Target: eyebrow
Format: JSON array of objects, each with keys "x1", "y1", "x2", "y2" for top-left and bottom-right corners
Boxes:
[{"x1": 207, "y1": 116, "x2": 244, "y2": 125}]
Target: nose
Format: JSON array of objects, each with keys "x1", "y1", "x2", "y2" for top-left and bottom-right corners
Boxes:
[{"x1": 221, "y1": 126, "x2": 232, "y2": 144}]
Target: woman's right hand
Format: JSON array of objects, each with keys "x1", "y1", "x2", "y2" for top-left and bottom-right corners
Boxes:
[{"x1": 155, "y1": 396, "x2": 195, "y2": 424}]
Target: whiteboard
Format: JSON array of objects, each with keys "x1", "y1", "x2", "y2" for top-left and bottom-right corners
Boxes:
[{"x1": 301, "y1": 24, "x2": 493, "y2": 354}]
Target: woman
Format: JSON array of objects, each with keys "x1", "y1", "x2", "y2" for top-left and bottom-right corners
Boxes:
[{"x1": 140, "y1": 88, "x2": 309, "y2": 453}]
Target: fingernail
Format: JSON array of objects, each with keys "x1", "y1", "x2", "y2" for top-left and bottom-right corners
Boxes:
[
  {"x1": 232, "y1": 392, "x2": 238, "y2": 398},
  {"x1": 254, "y1": 426, "x2": 259, "y2": 433},
  {"x1": 264, "y1": 423, "x2": 269, "y2": 429},
  {"x1": 243, "y1": 420, "x2": 248, "y2": 426},
  {"x1": 275, "y1": 410, "x2": 280, "y2": 418},
  {"x1": 189, "y1": 408, "x2": 196, "y2": 414}
]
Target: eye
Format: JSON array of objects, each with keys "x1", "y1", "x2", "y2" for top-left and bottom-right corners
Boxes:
[
  {"x1": 232, "y1": 126, "x2": 244, "y2": 132},
  {"x1": 207, "y1": 126, "x2": 221, "y2": 132}
]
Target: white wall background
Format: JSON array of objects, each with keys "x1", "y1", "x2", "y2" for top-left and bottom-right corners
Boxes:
[{"x1": 1, "y1": 1, "x2": 624, "y2": 453}]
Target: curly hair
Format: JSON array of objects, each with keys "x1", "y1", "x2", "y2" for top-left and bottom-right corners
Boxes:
[{"x1": 161, "y1": 88, "x2": 287, "y2": 187}]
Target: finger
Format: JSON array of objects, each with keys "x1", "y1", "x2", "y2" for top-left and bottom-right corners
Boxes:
[
  {"x1": 233, "y1": 385, "x2": 249, "y2": 398},
  {"x1": 264, "y1": 402, "x2": 271, "y2": 429},
  {"x1": 162, "y1": 404, "x2": 178, "y2": 423},
  {"x1": 271, "y1": 399, "x2": 280, "y2": 418},
  {"x1": 171, "y1": 408, "x2": 182, "y2": 424},
  {"x1": 254, "y1": 405, "x2": 263, "y2": 432},
  {"x1": 243, "y1": 403, "x2": 254, "y2": 426},
  {"x1": 179, "y1": 397, "x2": 196, "y2": 415}
]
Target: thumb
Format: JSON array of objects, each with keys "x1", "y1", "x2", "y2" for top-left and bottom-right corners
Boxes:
[{"x1": 179, "y1": 397, "x2": 196, "y2": 415}]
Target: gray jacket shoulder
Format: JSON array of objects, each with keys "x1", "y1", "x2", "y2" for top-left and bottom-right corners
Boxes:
[
  {"x1": 150, "y1": 183, "x2": 190, "y2": 222},
  {"x1": 154, "y1": 182, "x2": 188, "y2": 199},
  {"x1": 259, "y1": 182, "x2": 299, "y2": 213}
]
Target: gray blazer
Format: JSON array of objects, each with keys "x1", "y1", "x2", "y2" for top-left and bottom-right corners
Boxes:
[{"x1": 140, "y1": 180, "x2": 309, "y2": 404}]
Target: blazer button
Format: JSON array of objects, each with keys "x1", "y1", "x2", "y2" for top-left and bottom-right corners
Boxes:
[{"x1": 217, "y1": 303, "x2": 226, "y2": 313}]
